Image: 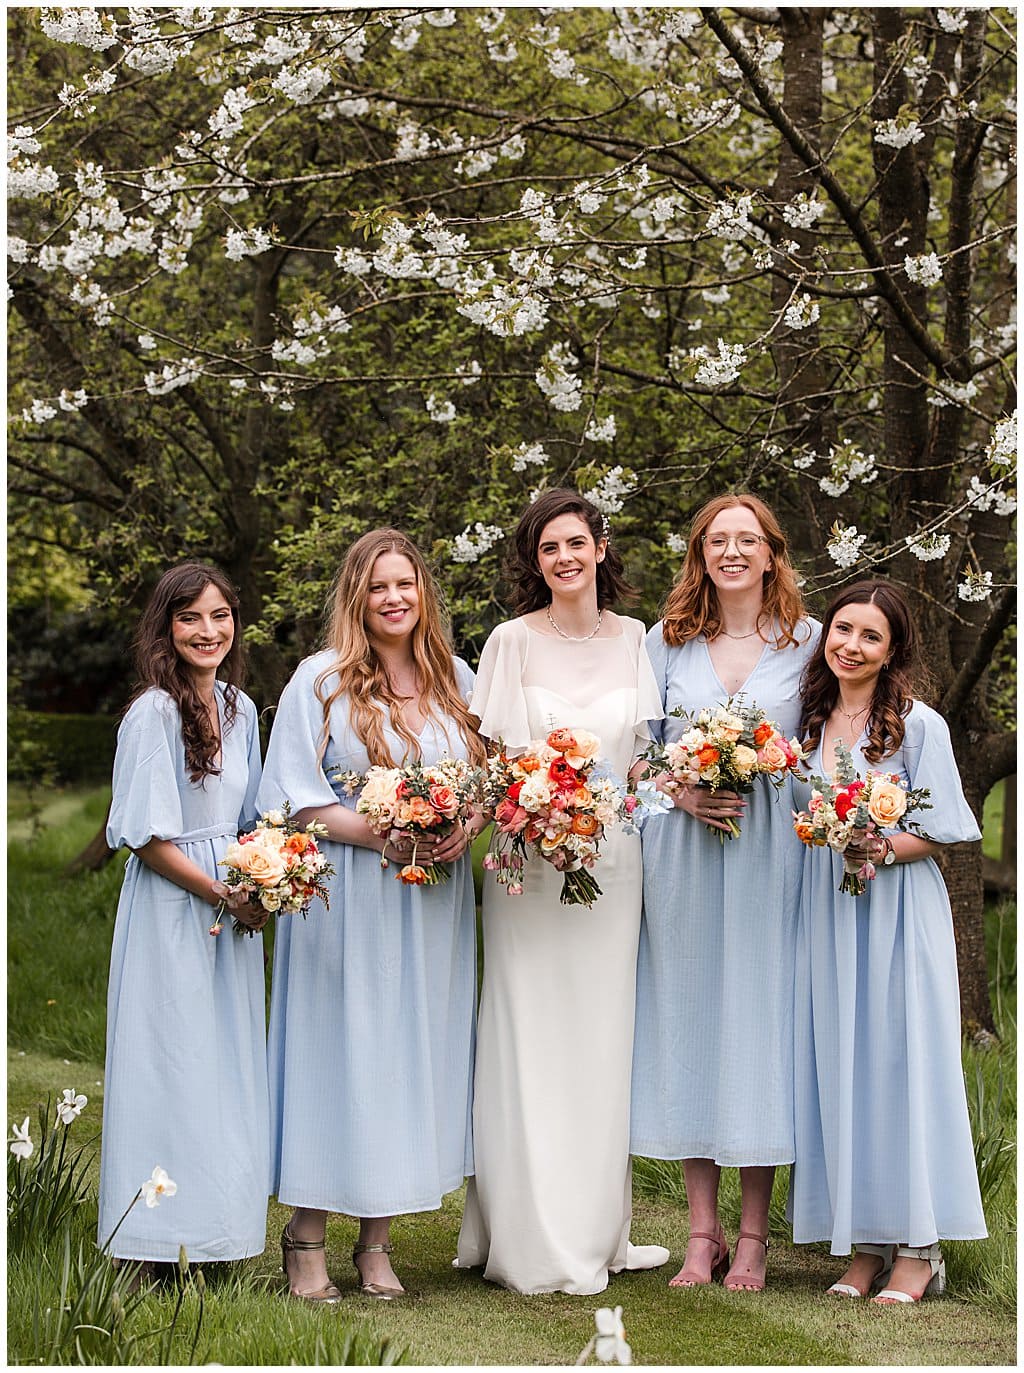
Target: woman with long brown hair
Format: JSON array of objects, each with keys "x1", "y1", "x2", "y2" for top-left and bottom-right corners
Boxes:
[
  {"x1": 98, "y1": 562, "x2": 269, "y2": 1276},
  {"x1": 790, "y1": 581, "x2": 985, "y2": 1302},
  {"x1": 630, "y1": 493, "x2": 819, "y2": 1292},
  {"x1": 259, "y1": 529, "x2": 485, "y2": 1302},
  {"x1": 456, "y1": 488, "x2": 669, "y2": 1294}
]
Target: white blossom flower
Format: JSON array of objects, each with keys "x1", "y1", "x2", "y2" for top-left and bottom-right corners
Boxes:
[
  {"x1": 141, "y1": 1166, "x2": 178, "y2": 1208},
  {"x1": 8, "y1": 161, "x2": 60, "y2": 199},
  {"x1": 583, "y1": 465, "x2": 635, "y2": 515},
  {"x1": 575, "y1": 182, "x2": 605, "y2": 214},
  {"x1": 826, "y1": 522, "x2": 867, "y2": 568},
  {"x1": 144, "y1": 359, "x2": 202, "y2": 396},
  {"x1": 927, "y1": 379, "x2": 978, "y2": 408},
  {"x1": 7, "y1": 236, "x2": 30, "y2": 263},
  {"x1": 688, "y1": 339, "x2": 747, "y2": 388},
  {"x1": 904, "y1": 252, "x2": 943, "y2": 286},
  {"x1": 390, "y1": 15, "x2": 422, "y2": 51},
  {"x1": 984, "y1": 411, "x2": 1017, "y2": 471},
  {"x1": 124, "y1": 40, "x2": 182, "y2": 77},
  {"x1": 9, "y1": 1118, "x2": 33, "y2": 1161},
  {"x1": 455, "y1": 146, "x2": 497, "y2": 178},
  {"x1": 209, "y1": 87, "x2": 258, "y2": 140},
  {"x1": 425, "y1": 8, "x2": 457, "y2": 26},
  {"x1": 965, "y1": 474, "x2": 1017, "y2": 516},
  {"x1": 394, "y1": 119, "x2": 434, "y2": 161},
  {"x1": 40, "y1": 7, "x2": 118, "y2": 49},
  {"x1": 225, "y1": 227, "x2": 272, "y2": 261},
  {"x1": 55, "y1": 1089, "x2": 87, "y2": 1125},
  {"x1": 792, "y1": 451, "x2": 816, "y2": 471},
  {"x1": 781, "y1": 193, "x2": 826, "y2": 230},
  {"x1": 535, "y1": 342, "x2": 582, "y2": 411},
  {"x1": 707, "y1": 194, "x2": 755, "y2": 241},
  {"x1": 451, "y1": 522, "x2": 505, "y2": 563},
  {"x1": 58, "y1": 388, "x2": 88, "y2": 411},
  {"x1": 335, "y1": 245, "x2": 372, "y2": 277},
  {"x1": 957, "y1": 569, "x2": 993, "y2": 602},
  {"x1": 936, "y1": 8, "x2": 968, "y2": 33},
  {"x1": 21, "y1": 399, "x2": 57, "y2": 424},
  {"x1": 512, "y1": 440, "x2": 549, "y2": 471},
  {"x1": 585, "y1": 414, "x2": 617, "y2": 443},
  {"x1": 594, "y1": 1306, "x2": 632, "y2": 1365},
  {"x1": 874, "y1": 118, "x2": 924, "y2": 149},
  {"x1": 458, "y1": 280, "x2": 548, "y2": 337},
  {"x1": 477, "y1": 7, "x2": 505, "y2": 34},
  {"x1": 661, "y1": 11, "x2": 700, "y2": 42},
  {"x1": 547, "y1": 47, "x2": 586, "y2": 83},
  {"x1": 7, "y1": 126, "x2": 41, "y2": 162},
  {"x1": 426, "y1": 393, "x2": 456, "y2": 423},
  {"x1": 782, "y1": 293, "x2": 820, "y2": 330},
  {"x1": 500, "y1": 133, "x2": 525, "y2": 159},
  {"x1": 137, "y1": 334, "x2": 157, "y2": 351},
  {"x1": 905, "y1": 531, "x2": 952, "y2": 561},
  {"x1": 274, "y1": 64, "x2": 332, "y2": 104},
  {"x1": 487, "y1": 37, "x2": 518, "y2": 62},
  {"x1": 666, "y1": 532, "x2": 687, "y2": 555}
]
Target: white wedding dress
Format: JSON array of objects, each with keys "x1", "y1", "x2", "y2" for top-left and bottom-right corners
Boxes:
[{"x1": 456, "y1": 615, "x2": 666, "y2": 1294}]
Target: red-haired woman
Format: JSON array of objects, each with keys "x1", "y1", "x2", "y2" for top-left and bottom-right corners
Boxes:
[
  {"x1": 98, "y1": 563, "x2": 268, "y2": 1274},
  {"x1": 791, "y1": 581, "x2": 985, "y2": 1303},
  {"x1": 259, "y1": 529, "x2": 485, "y2": 1302},
  {"x1": 631, "y1": 494, "x2": 819, "y2": 1292}
]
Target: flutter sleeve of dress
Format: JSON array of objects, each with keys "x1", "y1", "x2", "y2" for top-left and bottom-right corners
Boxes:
[
  {"x1": 643, "y1": 621, "x2": 670, "y2": 746},
  {"x1": 237, "y1": 692, "x2": 264, "y2": 832},
  {"x1": 106, "y1": 691, "x2": 185, "y2": 850},
  {"x1": 900, "y1": 700, "x2": 982, "y2": 845},
  {"x1": 257, "y1": 655, "x2": 342, "y2": 816},
  {"x1": 453, "y1": 655, "x2": 476, "y2": 706},
  {"x1": 468, "y1": 620, "x2": 531, "y2": 750},
  {"x1": 628, "y1": 617, "x2": 665, "y2": 749}
]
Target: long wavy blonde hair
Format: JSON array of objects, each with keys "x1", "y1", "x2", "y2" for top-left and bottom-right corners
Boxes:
[
  {"x1": 314, "y1": 529, "x2": 485, "y2": 768},
  {"x1": 661, "y1": 493, "x2": 806, "y2": 648}
]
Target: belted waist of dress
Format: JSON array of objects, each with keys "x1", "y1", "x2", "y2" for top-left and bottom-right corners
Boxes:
[{"x1": 169, "y1": 824, "x2": 239, "y2": 844}]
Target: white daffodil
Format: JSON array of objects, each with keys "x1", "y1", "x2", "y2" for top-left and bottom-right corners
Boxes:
[
  {"x1": 594, "y1": 1306, "x2": 632, "y2": 1364},
  {"x1": 141, "y1": 1166, "x2": 178, "y2": 1208},
  {"x1": 55, "y1": 1089, "x2": 88, "y2": 1125},
  {"x1": 9, "y1": 1117, "x2": 33, "y2": 1160}
]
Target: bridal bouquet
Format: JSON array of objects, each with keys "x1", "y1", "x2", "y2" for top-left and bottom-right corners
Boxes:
[
  {"x1": 482, "y1": 728, "x2": 639, "y2": 908},
  {"x1": 792, "y1": 740, "x2": 932, "y2": 895},
  {"x1": 211, "y1": 802, "x2": 335, "y2": 936},
  {"x1": 337, "y1": 758, "x2": 483, "y2": 886},
  {"x1": 641, "y1": 696, "x2": 806, "y2": 842}
]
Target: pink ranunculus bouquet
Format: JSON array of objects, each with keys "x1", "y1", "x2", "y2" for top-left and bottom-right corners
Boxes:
[
  {"x1": 212, "y1": 802, "x2": 335, "y2": 935},
  {"x1": 483, "y1": 728, "x2": 639, "y2": 908},
  {"x1": 792, "y1": 739, "x2": 932, "y2": 895}
]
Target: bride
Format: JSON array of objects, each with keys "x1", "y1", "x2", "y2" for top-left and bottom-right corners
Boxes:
[{"x1": 456, "y1": 488, "x2": 669, "y2": 1294}]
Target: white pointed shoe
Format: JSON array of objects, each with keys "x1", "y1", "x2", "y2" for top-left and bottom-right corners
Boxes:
[
  {"x1": 827, "y1": 1243, "x2": 896, "y2": 1298},
  {"x1": 873, "y1": 1244, "x2": 946, "y2": 1304},
  {"x1": 611, "y1": 1242, "x2": 671, "y2": 1273}
]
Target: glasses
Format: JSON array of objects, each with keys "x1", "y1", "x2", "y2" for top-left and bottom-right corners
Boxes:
[{"x1": 702, "y1": 533, "x2": 767, "y2": 554}]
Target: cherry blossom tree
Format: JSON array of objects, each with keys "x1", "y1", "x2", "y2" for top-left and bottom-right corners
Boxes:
[{"x1": 7, "y1": 6, "x2": 1016, "y2": 1028}]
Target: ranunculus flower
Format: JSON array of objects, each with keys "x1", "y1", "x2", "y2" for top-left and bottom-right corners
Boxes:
[
  {"x1": 406, "y1": 795, "x2": 439, "y2": 827},
  {"x1": 548, "y1": 757, "x2": 579, "y2": 788},
  {"x1": 571, "y1": 812, "x2": 599, "y2": 836},
  {"x1": 834, "y1": 788, "x2": 858, "y2": 821},
  {"x1": 399, "y1": 864, "x2": 428, "y2": 885},
  {"x1": 262, "y1": 809, "x2": 285, "y2": 827},
  {"x1": 753, "y1": 721, "x2": 774, "y2": 747},
  {"x1": 696, "y1": 744, "x2": 720, "y2": 767},
  {"x1": 868, "y1": 779, "x2": 908, "y2": 827},
  {"x1": 141, "y1": 1166, "x2": 177, "y2": 1208},
  {"x1": 546, "y1": 728, "x2": 578, "y2": 752},
  {"x1": 359, "y1": 767, "x2": 404, "y2": 812},
  {"x1": 540, "y1": 832, "x2": 566, "y2": 852}
]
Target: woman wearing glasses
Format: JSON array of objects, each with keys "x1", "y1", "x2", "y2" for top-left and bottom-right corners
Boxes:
[{"x1": 630, "y1": 494, "x2": 819, "y2": 1292}]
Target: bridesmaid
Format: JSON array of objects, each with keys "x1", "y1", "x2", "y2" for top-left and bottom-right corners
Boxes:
[
  {"x1": 260, "y1": 528, "x2": 485, "y2": 1302},
  {"x1": 98, "y1": 563, "x2": 269, "y2": 1273},
  {"x1": 790, "y1": 580, "x2": 986, "y2": 1302},
  {"x1": 631, "y1": 493, "x2": 819, "y2": 1292}
]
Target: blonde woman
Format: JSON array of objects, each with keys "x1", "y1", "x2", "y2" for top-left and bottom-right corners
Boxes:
[{"x1": 259, "y1": 529, "x2": 485, "y2": 1302}]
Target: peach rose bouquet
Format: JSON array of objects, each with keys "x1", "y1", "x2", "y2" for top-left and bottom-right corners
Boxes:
[
  {"x1": 211, "y1": 802, "x2": 335, "y2": 935},
  {"x1": 641, "y1": 695, "x2": 806, "y2": 842},
  {"x1": 337, "y1": 758, "x2": 483, "y2": 886},
  {"x1": 792, "y1": 740, "x2": 932, "y2": 895},
  {"x1": 482, "y1": 728, "x2": 640, "y2": 908}
]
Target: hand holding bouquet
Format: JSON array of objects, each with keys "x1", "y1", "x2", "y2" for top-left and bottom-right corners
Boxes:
[
  {"x1": 792, "y1": 740, "x2": 932, "y2": 894},
  {"x1": 483, "y1": 728, "x2": 639, "y2": 908},
  {"x1": 211, "y1": 802, "x2": 335, "y2": 936},
  {"x1": 642, "y1": 696, "x2": 806, "y2": 841},
  {"x1": 338, "y1": 758, "x2": 483, "y2": 886}
]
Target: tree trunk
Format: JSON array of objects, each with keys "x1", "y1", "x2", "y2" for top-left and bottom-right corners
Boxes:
[{"x1": 63, "y1": 802, "x2": 116, "y2": 876}]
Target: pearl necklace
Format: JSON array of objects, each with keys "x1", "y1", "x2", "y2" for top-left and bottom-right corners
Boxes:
[{"x1": 546, "y1": 606, "x2": 603, "y2": 641}]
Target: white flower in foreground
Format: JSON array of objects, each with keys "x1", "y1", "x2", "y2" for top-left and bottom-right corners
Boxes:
[
  {"x1": 957, "y1": 569, "x2": 994, "y2": 602},
  {"x1": 56, "y1": 1089, "x2": 88, "y2": 1125},
  {"x1": 936, "y1": 8, "x2": 968, "y2": 32},
  {"x1": 594, "y1": 1306, "x2": 632, "y2": 1364},
  {"x1": 583, "y1": 465, "x2": 635, "y2": 516},
  {"x1": 904, "y1": 252, "x2": 943, "y2": 286},
  {"x1": 826, "y1": 522, "x2": 867, "y2": 569},
  {"x1": 512, "y1": 441, "x2": 549, "y2": 472},
  {"x1": 905, "y1": 531, "x2": 952, "y2": 562},
  {"x1": 781, "y1": 193, "x2": 826, "y2": 230},
  {"x1": 426, "y1": 393, "x2": 456, "y2": 423},
  {"x1": 984, "y1": 411, "x2": 1017, "y2": 472},
  {"x1": 224, "y1": 227, "x2": 272, "y2": 261},
  {"x1": 666, "y1": 533, "x2": 687, "y2": 555},
  {"x1": 141, "y1": 1166, "x2": 178, "y2": 1208},
  {"x1": 688, "y1": 339, "x2": 747, "y2": 388},
  {"x1": 874, "y1": 118, "x2": 924, "y2": 149},
  {"x1": 451, "y1": 522, "x2": 505, "y2": 564},
  {"x1": 9, "y1": 1117, "x2": 33, "y2": 1160},
  {"x1": 535, "y1": 342, "x2": 583, "y2": 412},
  {"x1": 585, "y1": 414, "x2": 617, "y2": 443},
  {"x1": 783, "y1": 293, "x2": 820, "y2": 330}
]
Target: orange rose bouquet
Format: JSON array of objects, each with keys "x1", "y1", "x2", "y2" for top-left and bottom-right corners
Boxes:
[
  {"x1": 642, "y1": 696, "x2": 806, "y2": 842},
  {"x1": 792, "y1": 740, "x2": 932, "y2": 894},
  {"x1": 338, "y1": 758, "x2": 483, "y2": 886},
  {"x1": 212, "y1": 802, "x2": 335, "y2": 935},
  {"x1": 482, "y1": 728, "x2": 639, "y2": 908}
]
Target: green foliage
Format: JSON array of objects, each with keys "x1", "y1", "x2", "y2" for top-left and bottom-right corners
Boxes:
[
  {"x1": 7, "y1": 1097, "x2": 96, "y2": 1256},
  {"x1": 9, "y1": 710, "x2": 119, "y2": 785}
]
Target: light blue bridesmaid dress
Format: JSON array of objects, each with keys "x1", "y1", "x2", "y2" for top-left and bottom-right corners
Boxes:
[
  {"x1": 98, "y1": 684, "x2": 269, "y2": 1262},
  {"x1": 630, "y1": 619, "x2": 820, "y2": 1165},
  {"x1": 260, "y1": 652, "x2": 476, "y2": 1217},
  {"x1": 788, "y1": 700, "x2": 987, "y2": 1250}
]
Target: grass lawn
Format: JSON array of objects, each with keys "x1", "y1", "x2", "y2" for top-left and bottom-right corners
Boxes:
[{"x1": 6, "y1": 784, "x2": 1017, "y2": 1366}]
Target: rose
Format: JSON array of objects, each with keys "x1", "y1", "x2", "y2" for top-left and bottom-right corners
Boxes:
[
  {"x1": 400, "y1": 796, "x2": 439, "y2": 828},
  {"x1": 519, "y1": 774, "x2": 555, "y2": 811},
  {"x1": 757, "y1": 738, "x2": 792, "y2": 772},
  {"x1": 260, "y1": 888, "x2": 283, "y2": 912},
  {"x1": 711, "y1": 710, "x2": 744, "y2": 742},
  {"x1": 696, "y1": 744, "x2": 720, "y2": 768},
  {"x1": 262, "y1": 808, "x2": 286, "y2": 827},
  {"x1": 834, "y1": 788, "x2": 859, "y2": 821},
  {"x1": 512, "y1": 755, "x2": 541, "y2": 775},
  {"x1": 562, "y1": 729, "x2": 600, "y2": 768},
  {"x1": 867, "y1": 779, "x2": 908, "y2": 827},
  {"x1": 753, "y1": 721, "x2": 774, "y2": 747},
  {"x1": 732, "y1": 744, "x2": 759, "y2": 775},
  {"x1": 494, "y1": 797, "x2": 529, "y2": 832},
  {"x1": 539, "y1": 832, "x2": 566, "y2": 852},
  {"x1": 428, "y1": 783, "x2": 459, "y2": 819},
  {"x1": 231, "y1": 832, "x2": 287, "y2": 886},
  {"x1": 570, "y1": 785, "x2": 593, "y2": 808},
  {"x1": 507, "y1": 780, "x2": 523, "y2": 802}
]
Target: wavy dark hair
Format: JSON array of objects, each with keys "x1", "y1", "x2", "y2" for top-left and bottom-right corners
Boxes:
[
  {"x1": 661, "y1": 492, "x2": 806, "y2": 647},
  {"x1": 130, "y1": 562, "x2": 245, "y2": 781},
  {"x1": 504, "y1": 488, "x2": 637, "y2": 616},
  {"x1": 314, "y1": 528, "x2": 485, "y2": 769},
  {"x1": 800, "y1": 580, "x2": 923, "y2": 763}
]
